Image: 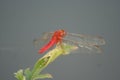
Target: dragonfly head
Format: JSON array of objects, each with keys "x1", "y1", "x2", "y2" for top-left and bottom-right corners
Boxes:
[
  {"x1": 53, "y1": 29, "x2": 67, "y2": 42},
  {"x1": 59, "y1": 29, "x2": 66, "y2": 37}
]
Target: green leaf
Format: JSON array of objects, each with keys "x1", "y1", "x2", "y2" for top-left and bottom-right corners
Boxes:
[
  {"x1": 31, "y1": 56, "x2": 51, "y2": 79},
  {"x1": 33, "y1": 74, "x2": 52, "y2": 80},
  {"x1": 14, "y1": 69, "x2": 26, "y2": 80},
  {"x1": 24, "y1": 68, "x2": 32, "y2": 80}
]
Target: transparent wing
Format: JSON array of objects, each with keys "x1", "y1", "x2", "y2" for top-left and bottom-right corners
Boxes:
[
  {"x1": 66, "y1": 33, "x2": 105, "y2": 46},
  {"x1": 62, "y1": 38, "x2": 103, "y2": 54},
  {"x1": 62, "y1": 32, "x2": 105, "y2": 53},
  {"x1": 33, "y1": 32, "x2": 53, "y2": 48}
]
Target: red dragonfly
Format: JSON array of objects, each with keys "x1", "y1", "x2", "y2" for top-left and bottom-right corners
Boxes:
[{"x1": 33, "y1": 29, "x2": 105, "y2": 54}]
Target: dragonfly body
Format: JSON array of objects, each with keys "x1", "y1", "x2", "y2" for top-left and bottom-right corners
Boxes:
[
  {"x1": 34, "y1": 29, "x2": 105, "y2": 54},
  {"x1": 39, "y1": 29, "x2": 66, "y2": 53}
]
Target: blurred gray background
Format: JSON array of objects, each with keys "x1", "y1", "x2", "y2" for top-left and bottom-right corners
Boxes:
[{"x1": 0, "y1": 0, "x2": 120, "y2": 80}]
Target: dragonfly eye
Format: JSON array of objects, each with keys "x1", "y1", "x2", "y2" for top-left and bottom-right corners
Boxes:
[
  {"x1": 63, "y1": 31, "x2": 66, "y2": 36},
  {"x1": 60, "y1": 30, "x2": 66, "y2": 36}
]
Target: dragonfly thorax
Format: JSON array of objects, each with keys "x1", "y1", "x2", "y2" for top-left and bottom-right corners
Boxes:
[{"x1": 52, "y1": 29, "x2": 66, "y2": 43}]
